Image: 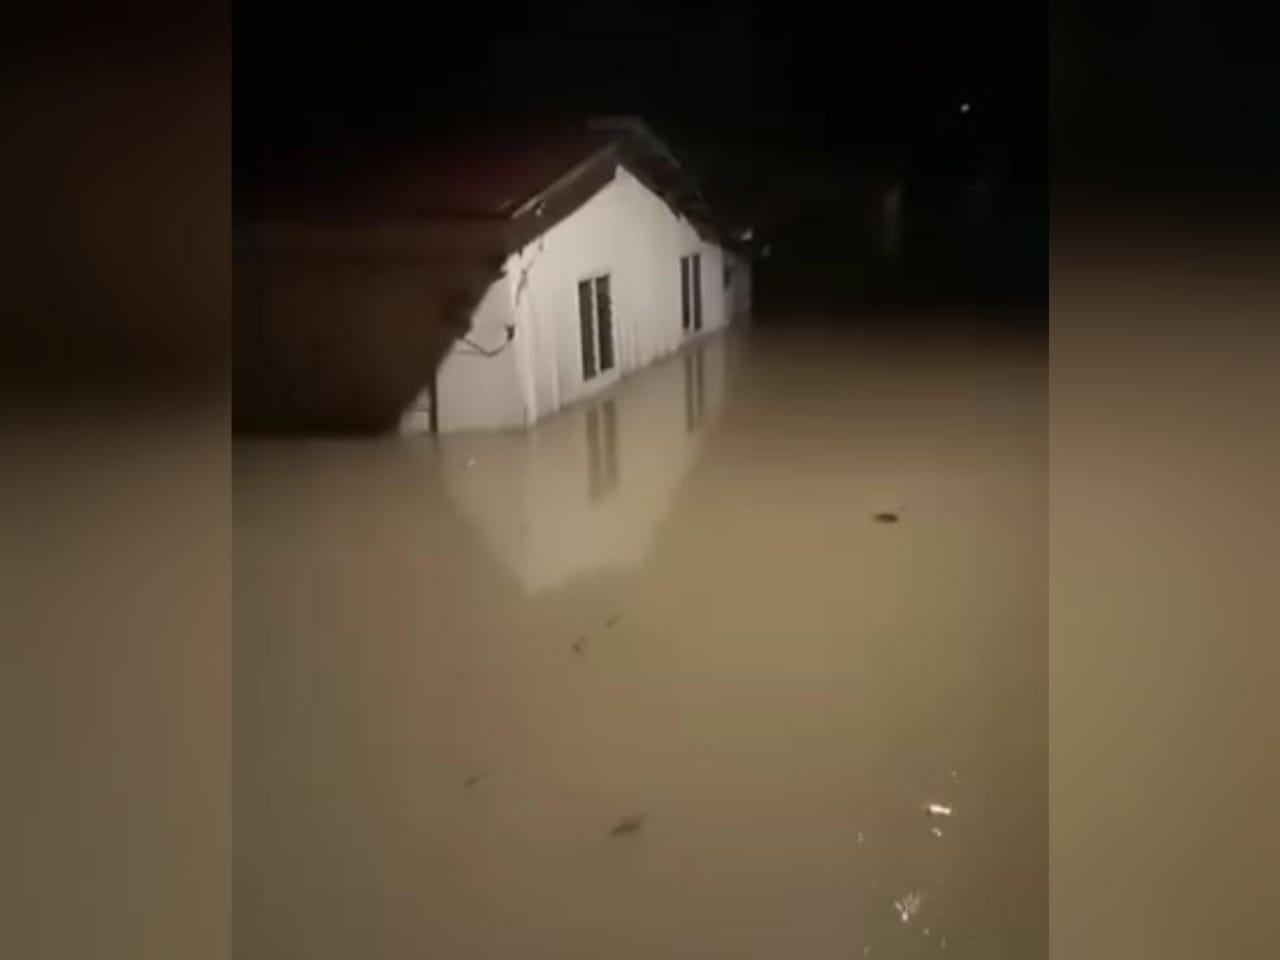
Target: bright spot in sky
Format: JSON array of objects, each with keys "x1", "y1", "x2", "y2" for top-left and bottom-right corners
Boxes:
[{"x1": 959, "y1": 102, "x2": 971, "y2": 114}]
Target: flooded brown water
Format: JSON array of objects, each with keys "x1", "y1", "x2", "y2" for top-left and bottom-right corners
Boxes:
[{"x1": 234, "y1": 321, "x2": 1047, "y2": 958}]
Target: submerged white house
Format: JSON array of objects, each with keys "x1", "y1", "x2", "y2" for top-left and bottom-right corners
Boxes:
[{"x1": 403, "y1": 118, "x2": 751, "y2": 433}]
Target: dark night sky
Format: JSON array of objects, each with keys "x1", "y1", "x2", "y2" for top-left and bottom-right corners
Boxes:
[{"x1": 235, "y1": 1, "x2": 1043, "y2": 201}]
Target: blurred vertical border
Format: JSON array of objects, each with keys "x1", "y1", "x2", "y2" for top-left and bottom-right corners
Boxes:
[{"x1": 1, "y1": 7, "x2": 230, "y2": 960}]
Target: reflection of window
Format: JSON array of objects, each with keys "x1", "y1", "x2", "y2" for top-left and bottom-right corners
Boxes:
[
  {"x1": 578, "y1": 273, "x2": 615, "y2": 380},
  {"x1": 684, "y1": 347, "x2": 705, "y2": 433},
  {"x1": 680, "y1": 253, "x2": 702, "y2": 332},
  {"x1": 587, "y1": 400, "x2": 619, "y2": 499}
]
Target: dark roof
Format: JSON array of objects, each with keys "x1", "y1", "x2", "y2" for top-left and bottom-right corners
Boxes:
[{"x1": 244, "y1": 118, "x2": 717, "y2": 241}]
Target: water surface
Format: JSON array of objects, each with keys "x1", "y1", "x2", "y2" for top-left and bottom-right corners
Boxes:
[{"x1": 234, "y1": 321, "x2": 1047, "y2": 959}]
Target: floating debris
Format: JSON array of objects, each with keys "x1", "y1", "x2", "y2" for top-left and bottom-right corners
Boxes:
[
  {"x1": 605, "y1": 613, "x2": 620, "y2": 628},
  {"x1": 930, "y1": 826, "x2": 944, "y2": 838},
  {"x1": 464, "y1": 771, "x2": 487, "y2": 788},
  {"x1": 862, "y1": 947, "x2": 872, "y2": 958},
  {"x1": 465, "y1": 458, "x2": 477, "y2": 469},
  {"x1": 572, "y1": 636, "x2": 588, "y2": 654},
  {"x1": 893, "y1": 891, "x2": 922, "y2": 923},
  {"x1": 949, "y1": 770, "x2": 960, "y2": 785},
  {"x1": 923, "y1": 927, "x2": 931, "y2": 937},
  {"x1": 856, "y1": 830, "x2": 865, "y2": 847},
  {"x1": 925, "y1": 803, "x2": 953, "y2": 818},
  {"x1": 940, "y1": 937, "x2": 947, "y2": 950},
  {"x1": 872, "y1": 511, "x2": 900, "y2": 524},
  {"x1": 609, "y1": 814, "x2": 646, "y2": 837}
]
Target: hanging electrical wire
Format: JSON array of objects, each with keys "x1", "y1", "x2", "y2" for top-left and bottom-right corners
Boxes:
[
  {"x1": 453, "y1": 239, "x2": 542, "y2": 358},
  {"x1": 454, "y1": 325, "x2": 516, "y2": 357}
]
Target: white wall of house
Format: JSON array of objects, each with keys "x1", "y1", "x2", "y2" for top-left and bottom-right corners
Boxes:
[
  {"x1": 724, "y1": 248, "x2": 753, "y2": 321},
  {"x1": 433, "y1": 273, "x2": 519, "y2": 432},
  {"x1": 429, "y1": 164, "x2": 737, "y2": 433}
]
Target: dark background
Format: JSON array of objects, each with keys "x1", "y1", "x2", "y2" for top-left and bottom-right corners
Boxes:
[{"x1": 236, "y1": 1, "x2": 1046, "y2": 312}]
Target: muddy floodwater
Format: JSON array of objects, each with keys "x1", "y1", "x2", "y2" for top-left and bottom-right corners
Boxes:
[{"x1": 234, "y1": 321, "x2": 1047, "y2": 958}]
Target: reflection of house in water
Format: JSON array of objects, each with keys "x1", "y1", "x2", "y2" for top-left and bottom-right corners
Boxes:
[
  {"x1": 684, "y1": 344, "x2": 706, "y2": 433},
  {"x1": 436, "y1": 337, "x2": 728, "y2": 594},
  {"x1": 586, "y1": 400, "x2": 619, "y2": 501}
]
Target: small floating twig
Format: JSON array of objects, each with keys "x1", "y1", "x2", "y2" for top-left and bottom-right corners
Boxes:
[{"x1": 609, "y1": 813, "x2": 646, "y2": 837}]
